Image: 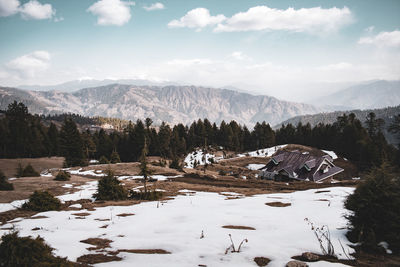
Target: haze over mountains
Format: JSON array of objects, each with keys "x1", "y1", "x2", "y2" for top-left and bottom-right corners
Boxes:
[
  {"x1": 0, "y1": 84, "x2": 319, "y2": 126},
  {"x1": 310, "y1": 80, "x2": 400, "y2": 110}
]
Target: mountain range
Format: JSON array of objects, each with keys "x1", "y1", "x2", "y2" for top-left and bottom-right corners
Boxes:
[
  {"x1": 0, "y1": 84, "x2": 319, "y2": 126},
  {"x1": 310, "y1": 80, "x2": 400, "y2": 110}
]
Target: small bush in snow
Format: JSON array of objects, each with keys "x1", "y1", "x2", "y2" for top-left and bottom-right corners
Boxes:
[
  {"x1": 22, "y1": 191, "x2": 61, "y2": 212},
  {"x1": 169, "y1": 157, "x2": 183, "y2": 171},
  {"x1": 225, "y1": 234, "x2": 248, "y2": 254},
  {"x1": 54, "y1": 170, "x2": 71, "y2": 181},
  {"x1": 305, "y1": 218, "x2": 335, "y2": 257},
  {"x1": 345, "y1": 163, "x2": 400, "y2": 254},
  {"x1": 0, "y1": 170, "x2": 13, "y2": 191},
  {"x1": 94, "y1": 169, "x2": 127, "y2": 201},
  {"x1": 0, "y1": 231, "x2": 73, "y2": 267}
]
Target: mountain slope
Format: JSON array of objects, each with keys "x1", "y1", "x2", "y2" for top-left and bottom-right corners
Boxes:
[
  {"x1": 276, "y1": 105, "x2": 400, "y2": 145},
  {"x1": 313, "y1": 80, "x2": 400, "y2": 110},
  {"x1": 0, "y1": 84, "x2": 320, "y2": 126}
]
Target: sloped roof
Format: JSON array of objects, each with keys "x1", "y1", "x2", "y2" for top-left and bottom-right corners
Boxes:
[{"x1": 261, "y1": 150, "x2": 343, "y2": 182}]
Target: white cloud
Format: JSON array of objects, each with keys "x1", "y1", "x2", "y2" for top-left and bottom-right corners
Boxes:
[
  {"x1": 358, "y1": 30, "x2": 400, "y2": 47},
  {"x1": 19, "y1": 0, "x2": 54, "y2": 20},
  {"x1": 6, "y1": 50, "x2": 51, "y2": 78},
  {"x1": 0, "y1": 0, "x2": 19, "y2": 17},
  {"x1": 168, "y1": 8, "x2": 226, "y2": 31},
  {"x1": 143, "y1": 2, "x2": 164, "y2": 11},
  {"x1": 0, "y1": 0, "x2": 55, "y2": 20},
  {"x1": 87, "y1": 0, "x2": 135, "y2": 26},
  {"x1": 364, "y1": 26, "x2": 375, "y2": 33},
  {"x1": 229, "y1": 51, "x2": 251, "y2": 61},
  {"x1": 214, "y1": 6, "x2": 353, "y2": 33}
]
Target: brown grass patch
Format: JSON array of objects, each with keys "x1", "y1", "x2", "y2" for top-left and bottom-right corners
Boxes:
[
  {"x1": 31, "y1": 227, "x2": 41, "y2": 231},
  {"x1": 80, "y1": 238, "x2": 113, "y2": 251},
  {"x1": 265, "y1": 201, "x2": 291, "y2": 207},
  {"x1": 222, "y1": 225, "x2": 256, "y2": 230},
  {"x1": 0, "y1": 157, "x2": 64, "y2": 178},
  {"x1": 30, "y1": 215, "x2": 48, "y2": 219},
  {"x1": 77, "y1": 254, "x2": 122, "y2": 264},
  {"x1": 72, "y1": 212, "x2": 91, "y2": 216},
  {"x1": 117, "y1": 249, "x2": 171, "y2": 254},
  {"x1": 116, "y1": 213, "x2": 135, "y2": 217},
  {"x1": 94, "y1": 218, "x2": 110, "y2": 221},
  {"x1": 315, "y1": 190, "x2": 330, "y2": 194},
  {"x1": 254, "y1": 257, "x2": 271, "y2": 266},
  {"x1": 316, "y1": 199, "x2": 329, "y2": 202},
  {"x1": 99, "y1": 225, "x2": 108, "y2": 229}
]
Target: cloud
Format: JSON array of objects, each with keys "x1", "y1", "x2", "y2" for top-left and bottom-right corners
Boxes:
[
  {"x1": 0, "y1": 0, "x2": 55, "y2": 19},
  {"x1": 358, "y1": 30, "x2": 400, "y2": 47},
  {"x1": 143, "y1": 2, "x2": 164, "y2": 11},
  {"x1": 0, "y1": 0, "x2": 19, "y2": 17},
  {"x1": 364, "y1": 26, "x2": 375, "y2": 33},
  {"x1": 19, "y1": 0, "x2": 54, "y2": 20},
  {"x1": 213, "y1": 6, "x2": 353, "y2": 33},
  {"x1": 168, "y1": 8, "x2": 226, "y2": 31},
  {"x1": 229, "y1": 51, "x2": 251, "y2": 61},
  {"x1": 87, "y1": 0, "x2": 135, "y2": 26},
  {"x1": 6, "y1": 50, "x2": 51, "y2": 78}
]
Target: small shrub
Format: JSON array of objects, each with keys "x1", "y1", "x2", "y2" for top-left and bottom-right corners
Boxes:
[
  {"x1": 15, "y1": 163, "x2": 24, "y2": 177},
  {"x1": 22, "y1": 191, "x2": 61, "y2": 212},
  {"x1": 0, "y1": 231, "x2": 73, "y2": 267},
  {"x1": 94, "y1": 170, "x2": 127, "y2": 201},
  {"x1": 0, "y1": 170, "x2": 14, "y2": 191},
  {"x1": 345, "y1": 163, "x2": 400, "y2": 254},
  {"x1": 169, "y1": 157, "x2": 183, "y2": 171},
  {"x1": 130, "y1": 190, "x2": 163, "y2": 201},
  {"x1": 54, "y1": 170, "x2": 71, "y2": 181},
  {"x1": 16, "y1": 164, "x2": 40, "y2": 177},
  {"x1": 110, "y1": 151, "x2": 121, "y2": 164},
  {"x1": 219, "y1": 170, "x2": 227, "y2": 176},
  {"x1": 99, "y1": 156, "x2": 110, "y2": 164}
]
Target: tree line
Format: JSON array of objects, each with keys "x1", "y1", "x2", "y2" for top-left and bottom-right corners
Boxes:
[{"x1": 0, "y1": 101, "x2": 399, "y2": 170}]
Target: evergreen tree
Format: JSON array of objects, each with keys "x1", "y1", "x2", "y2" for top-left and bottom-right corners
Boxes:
[
  {"x1": 0, "y1": 170, "x2": 13, "y2": 191},
  {"x1": 110, "y1": 150, "x2": 121, "y2": 163},
  {"x1": 345, "y1": 163, "x2": 400, "y2": 254},
  {"x1": 94, "y1": 169, "x2": 127, "y2": 200},
  {"x1": 139, "y1": 140, "x2": 152, "y2": 193},
  {"x1": 59, "y1": 118, "x2": 86, "y2": 167}
]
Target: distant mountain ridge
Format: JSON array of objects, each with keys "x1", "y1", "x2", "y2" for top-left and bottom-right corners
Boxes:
[
  {"x1": 0, "y1": 84, "x2": 320, "y2": 127},
  {"x1": 313, "y1": 80, "x2": 400, "y2": 110},
  {"x1": 276, "y1": 105, "x2": 400, "y2": 145}
]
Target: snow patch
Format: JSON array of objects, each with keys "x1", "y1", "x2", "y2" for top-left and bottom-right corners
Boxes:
[
  {"x1": 237, "y1": 144, "x2": 288, "y2": 158},
  {"x1": 246, "y1": 164, "x2": 266, "y2": 170}
]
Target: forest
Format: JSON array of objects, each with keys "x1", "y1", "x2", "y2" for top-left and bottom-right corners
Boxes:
[{"x1": 0, "y1": 101, "x2": 399, "y2": 171}]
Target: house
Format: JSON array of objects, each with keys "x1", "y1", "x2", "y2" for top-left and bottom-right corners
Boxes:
[{"x1": 259, "y1": 150, "x2": 344, "y2": 182}]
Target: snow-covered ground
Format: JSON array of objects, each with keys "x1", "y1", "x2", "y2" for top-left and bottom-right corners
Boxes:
[
  {"x1": 0, "y1": 187, "x2": 354, "y2": 267},
  {"x1": 67, "y1": 168, "x2": 106, "y2": 177},
  {"x1": 184, "y1": 149, "x2": 223, "y2": 169},
  {"x1": 322, "y1": 150, "x2": 338, "y2": 160},
  {"x1": 0, "y1": 199, "x2": 27, "y2": 213},
  {"x1": 237, "y1": 145, "x2": 288, "y2": 158},
  {"x1": 246, "y1": 164, "x2": 266, "y2": 170}
]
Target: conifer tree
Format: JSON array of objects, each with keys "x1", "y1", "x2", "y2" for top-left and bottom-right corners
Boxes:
[
  {"x1": 59, "y1": 118, "x2": 86, "y2": 167},
  {"x1": 139, "y1": 139, "x2": 152, "y2": 193}
]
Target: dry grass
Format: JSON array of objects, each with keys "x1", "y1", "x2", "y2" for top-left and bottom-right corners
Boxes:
[
  {"x1": 222, "y1": 225, "x2": 256, "y2": 230},
  {"x1": 254, "y1": 257, "x2": 271, "y2": 266},
  {"x1": 72, "y1": 212, "x2": 91, "y2": 217},
  {"x1": 116, "y1": 213, "x2": 135, "y2": 217},
  {"x1": 77, "y1": 254, "x2": 122, "y2": 264},
  {"x1": 0, "y1": 157, "x2": 64, "y2": 178},
  {"x1": 265, "y1": 201, "x2": 291, "y2": 207},
  {"x1": 80, "y1": 238, "x2": 113, "y2": 251},
  {"x1": 117, "y1": 249, "x2": 171, "y2": 254}
]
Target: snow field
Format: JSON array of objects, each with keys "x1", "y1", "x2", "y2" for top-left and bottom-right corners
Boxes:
[{"x1": 1, "y1": 187, "x2": 354, "y2": 267}]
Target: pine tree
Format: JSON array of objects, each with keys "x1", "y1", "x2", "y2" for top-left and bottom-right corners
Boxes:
[
  {"x1": 139, "y1": 139, "x2": 152, "y2": 193},
  {"x1": 110, "y1": 150, "x2": 121, "y2": 163},
  {"x1": 0, "y1": 170, "x2": 13, "y2": 191},
  {"x1": 59, "y1": 118, "x2": 86, "y2": 167}
]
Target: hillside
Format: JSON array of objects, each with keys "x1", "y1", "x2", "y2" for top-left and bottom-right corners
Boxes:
[
  {"x1": 0, "y1": 84, "x2": 320, "y2": 126},
  {"x1": 276, "y1": 105, "x2": 400, "y2": 144},
  {"x1": 313, "y1": 80, "x2": 400, "y2": 110}
]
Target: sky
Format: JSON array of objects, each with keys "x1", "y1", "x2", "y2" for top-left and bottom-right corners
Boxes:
[{"x1": 0, "y1": 0, "x2": 399, "y2": 101}]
